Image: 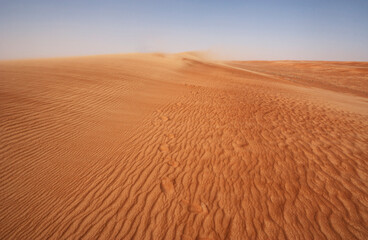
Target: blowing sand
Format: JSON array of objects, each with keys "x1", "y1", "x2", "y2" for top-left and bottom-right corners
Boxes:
[{"x1": 0, "y1": 53, "x2": 367, "y2": 239}]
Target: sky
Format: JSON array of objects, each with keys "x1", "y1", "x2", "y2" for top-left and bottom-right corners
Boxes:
[{"x1": 0, "y1": 0, "x2": 367, "y2": 60}]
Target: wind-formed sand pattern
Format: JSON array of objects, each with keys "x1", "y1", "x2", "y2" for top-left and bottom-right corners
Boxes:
[{"x1": 0, "y1": 53, "x2": 367, "y2": 239}]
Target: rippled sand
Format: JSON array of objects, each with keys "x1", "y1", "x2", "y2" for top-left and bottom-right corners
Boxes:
[{"x1": 1, "y1": 53, "x2": 367, "y2": 239}]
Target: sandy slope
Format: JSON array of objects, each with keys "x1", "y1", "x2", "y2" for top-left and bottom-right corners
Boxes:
[{"x1": 0, "y1": 53, "x2": 367, "y2": 239}]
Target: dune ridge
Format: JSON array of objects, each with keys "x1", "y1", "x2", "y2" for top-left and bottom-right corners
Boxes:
[{"x1": 0, "y1": 53, "x2": 367, "y2": 239}]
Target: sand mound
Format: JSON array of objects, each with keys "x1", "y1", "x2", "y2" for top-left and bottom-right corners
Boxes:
[{"x1": 1, "y1": 53, "x2": 367, "y2": 239}]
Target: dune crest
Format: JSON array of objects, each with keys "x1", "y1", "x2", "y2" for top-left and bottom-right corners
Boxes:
[{"x1": 1, "y1": 53, "x2": 367, "y2": 239}]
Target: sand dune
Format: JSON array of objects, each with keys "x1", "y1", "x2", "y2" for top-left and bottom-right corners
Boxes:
[{"x1": 0, "y1": 53, "x2": 367, "y2": 239}]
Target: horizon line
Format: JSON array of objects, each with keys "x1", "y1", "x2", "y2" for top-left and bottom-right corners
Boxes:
[{"x1": 0, "y1": 51, "x2": 367, "y2": 63}]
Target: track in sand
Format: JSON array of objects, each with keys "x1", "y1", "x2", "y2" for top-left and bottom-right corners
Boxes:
[{"x1": 1, "y1": 53, "x2": 367, "y2": 239}]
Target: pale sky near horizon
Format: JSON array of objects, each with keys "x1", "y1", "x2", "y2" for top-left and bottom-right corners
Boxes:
[{"x1": 0, "y1": 0, "x2": 367, "y2": 60}]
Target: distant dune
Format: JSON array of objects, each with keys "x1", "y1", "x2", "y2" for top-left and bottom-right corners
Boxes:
[{"x1": 0, "y1": 53, "x2": 367, "y2": 239}]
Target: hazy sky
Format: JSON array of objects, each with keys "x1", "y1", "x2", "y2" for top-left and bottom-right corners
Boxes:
[{"x1": 0, "y1": 0, "x2": 367, "y2": 60}]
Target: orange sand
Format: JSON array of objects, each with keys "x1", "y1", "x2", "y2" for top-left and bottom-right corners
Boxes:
[{"x1": 1, "y1": 53, "x2": 367, "y2": 239}]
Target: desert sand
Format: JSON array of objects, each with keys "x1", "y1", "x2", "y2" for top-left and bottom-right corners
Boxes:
[{"x1": 0, "y1": 53, "x2": 367, "y2": 239}]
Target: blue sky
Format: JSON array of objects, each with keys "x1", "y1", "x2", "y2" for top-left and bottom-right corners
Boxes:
[{"x1": 0, "y1": 0, "x2": 367, "y2": 60}]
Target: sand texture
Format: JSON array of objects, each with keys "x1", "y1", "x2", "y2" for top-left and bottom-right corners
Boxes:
[{"x1": 1, "y1": 53, "x2": 368, "y2": 239}]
